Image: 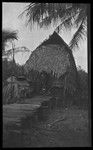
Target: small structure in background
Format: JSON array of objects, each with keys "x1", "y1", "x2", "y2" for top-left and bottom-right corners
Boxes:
[
  {"x1": 16, "y1": 76, "x2": 30, "y2": 98},
  {"x1": 6, "y1": 76, "x2": 19, "y2": 101},
  {"x1": 3, "y1": 75, "x2": 31, "y2": 104}
]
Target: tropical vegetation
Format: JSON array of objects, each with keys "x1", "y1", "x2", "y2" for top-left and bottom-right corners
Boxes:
[{"x1": 2, "y1": 3, "x2": 88, "y2": 104}]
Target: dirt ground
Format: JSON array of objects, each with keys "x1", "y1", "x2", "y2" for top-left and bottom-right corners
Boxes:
[
  {"x1": 20, "y1": 106, "x2": 91, "y2": 147},
  {"x1": 3, "y1": 104, "x2": 91, "y2": 147}
]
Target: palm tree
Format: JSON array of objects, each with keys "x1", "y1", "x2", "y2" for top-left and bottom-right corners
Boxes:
[
  {"x1": 2, "y1": 30, "x2": 19, "y2": 73},
  {"x1": 2, "y1": 30, "x2": 18, "y2": 64},
  {"x1": 2, "y1": 30, "x2": 18, "y2": 100},
  {"x1": 2, "y1": 30, "x2": 31, "y2": 102}
]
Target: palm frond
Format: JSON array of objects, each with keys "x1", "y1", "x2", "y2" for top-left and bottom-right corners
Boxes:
[
  {"x1": 2, "y1": 30, "x2": 18, "y2": 51},
  {"x1": 74, "y1": 5, "x2": 87, "y2": 28},
  {"x1": 20, "y1": 3, "x2": 87, "y2": 49},
  {"x1": 19, "y1": 3, "x2": 48, "y2": 29},
  {"x1": 22, "y1": 3, "x2": 83, "y2": 31},
  {"x1": 2, "y1": 30, "x2": 18, "y2": 42},
  {"x1": 69, "y1": 21, "x2": 87, "y2": 50},
  {"x1": 19, "y1": 3, "x2": 71, "y2": 28},
  {"x1": 20, "y1": 3, "x2": 87, "y2": 31},
  {"x1": 59, "y1": 16, "x2": 73, "y2": 32}
]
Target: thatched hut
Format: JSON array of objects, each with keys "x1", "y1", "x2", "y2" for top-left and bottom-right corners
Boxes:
[{"x1": 24, "y1": 31, "x2": 78, "y2": 96}]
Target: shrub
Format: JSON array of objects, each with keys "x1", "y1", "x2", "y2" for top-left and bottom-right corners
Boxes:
[{"x1": 78, "y1": 69, "x2": 88, "y2": 99}]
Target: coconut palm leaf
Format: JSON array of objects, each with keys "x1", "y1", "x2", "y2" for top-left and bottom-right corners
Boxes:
[
  {"x1": 69, "y1": 20, "x2": 87, "y2": 50},
  {"x1": 19, "y1": 3, "x2": 71, "y2": 28},
  {"x1": 19, "y1": 3, "x2": 87, "y2": 50},
  {"x1": 74, "y1": 4, "x2": 87, "y2": 27},
  {"x1": 2, "y1": 30, "x2": 18, "y2": 42}
]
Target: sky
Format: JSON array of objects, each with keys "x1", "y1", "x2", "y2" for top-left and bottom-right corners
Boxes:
[{"x1": 2, "y1": 2, "x2": 88, "y2": 72}]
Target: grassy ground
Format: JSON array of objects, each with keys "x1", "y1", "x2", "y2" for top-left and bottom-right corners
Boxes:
[
  {"x1": 22, "y1": 105, "x2": 90, "y2": 147},
  {"x1": 3, "y1": 96, "x2": 51, "y2": 123},
  {"x1": 3, "y1": 96, "x2": 91, "y2": 147}
]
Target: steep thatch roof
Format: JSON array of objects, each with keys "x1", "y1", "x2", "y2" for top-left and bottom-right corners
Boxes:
[
  {"x1": 24, "y1": 31, "x2": 72, "y2": 78},
  {"x1": 37, "y1": 31, "x2": 70, "y2": 48}
]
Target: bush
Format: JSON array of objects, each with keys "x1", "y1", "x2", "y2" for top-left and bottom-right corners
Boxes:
[
  {"x1": 78, "y1": 69, "x2": 88, "y2": 99},
  {"x1": 70, "y1": 69, "x2": 89, "y2": 108}
]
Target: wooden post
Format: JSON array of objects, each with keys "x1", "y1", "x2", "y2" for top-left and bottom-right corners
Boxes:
[
  {"x1": 12, "y1": 41, "x2": 15, "y2": 101},
  {"x1": 49, "y1": 101, "x2": 51, "y2": 114},
  {"x1": 35, "y1": 113, "x2": 38, "y2": 122},
  {"x1": 55, "y1": 97, "x2": 58, "y2": 110}
]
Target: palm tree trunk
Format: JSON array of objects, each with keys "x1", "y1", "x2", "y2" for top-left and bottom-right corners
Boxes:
[{"x1": 12, "y1": 41, "x2": 15, "y2": 73}]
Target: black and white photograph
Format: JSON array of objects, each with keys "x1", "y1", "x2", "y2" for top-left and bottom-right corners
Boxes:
[{"x1": 2, "y1": 3, "x2": 91, "y2": 147}]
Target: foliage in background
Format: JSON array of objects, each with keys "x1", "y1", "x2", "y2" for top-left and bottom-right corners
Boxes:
[
  {"x1": 78, "y1": 68, "x2": 88, "y2": 99},
  {"x1": 2, "y1": 57, "x2": 88, "y2": 99},
  {"x1": 2, "y1": 59, "x2": 24, "y2": 83}
]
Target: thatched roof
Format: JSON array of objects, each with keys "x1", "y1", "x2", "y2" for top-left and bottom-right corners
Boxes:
[
  {"x1": 3, "y1": 76, "x2": 29, "y2": 103},
  {"x1": 24, "y1": 31, "x2": 72, "y2": 78},
  {"x1": 37, "y1": 31, "x2": 70, "y2": 48}
]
